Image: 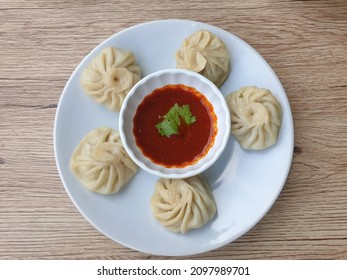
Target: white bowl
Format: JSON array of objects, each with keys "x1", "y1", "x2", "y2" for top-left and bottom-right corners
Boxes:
[{"x1": 119, "y1": 69, "x2": 230, "y2": 178}]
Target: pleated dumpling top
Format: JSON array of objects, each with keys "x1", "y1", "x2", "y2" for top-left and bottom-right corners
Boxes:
[
  {"x1": 150, "y1": 176, "x2": 216, "y2": 233},
  {"x1": 176, "y1": 30, "x2": 230, "y2": 87},
  {"x1": 80, "y1": 47, "x2": 141, "y2": 111},
  {"x1": 226, "y1": 86, "x2": 282, "y2": 150},
  {"x1": 70, "y1": 127, "x2": 138, "y2": 194}
]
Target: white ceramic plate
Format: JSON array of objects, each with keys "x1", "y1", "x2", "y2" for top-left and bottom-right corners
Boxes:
[{"x1": 54, "y1": 19, "x2": 294, "y2": 256}]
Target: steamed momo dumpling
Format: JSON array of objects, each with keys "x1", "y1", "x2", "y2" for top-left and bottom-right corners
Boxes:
[
  {"x1": 70, "y1": 127, "x2": 138, "y2": 194},
  {"x1": 80, "y1": 47, "x2": 141, "y2": 111},
  {"x1": 176, "y1": 30, "x2": 230, "y2": 87},
  {"x1": 226, "y1": 86, "x2": 282, "y2": 150},
  {"x1": 150, "y1": 176, "x2": 216, "y2": 233}
]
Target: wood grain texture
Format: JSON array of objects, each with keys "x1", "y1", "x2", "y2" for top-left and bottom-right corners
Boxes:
[{"x1": 1, "y1": 0, "x2": 347, "y2": 259}]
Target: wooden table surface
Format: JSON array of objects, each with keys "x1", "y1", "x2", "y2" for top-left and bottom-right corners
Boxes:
[{"x1": 1, "y1": 0, "x2": 346, "y2": 260}]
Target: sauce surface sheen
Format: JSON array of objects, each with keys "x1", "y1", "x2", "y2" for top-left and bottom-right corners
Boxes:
[{"x1": 133, "y1": 84, "x2": 217, "y2": 168}]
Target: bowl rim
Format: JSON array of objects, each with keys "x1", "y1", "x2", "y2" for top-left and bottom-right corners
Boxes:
[{"x1": 119, "y1": 68, "x2": 231, "y2": 178}]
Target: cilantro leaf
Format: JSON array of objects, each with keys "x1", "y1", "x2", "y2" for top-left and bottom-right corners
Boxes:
[
  {"x1": 155, "y1": 103, "x2": 196, "y2": 137},
  {"x1": 178, "y1": 104, "x2": 196, "y2": 125},
  {"x1": 155, "y1": 118, "x2": 179, "y2": 136},
  {"x1": 155, "y1": 104, "x2": 180, "y2": 137}
]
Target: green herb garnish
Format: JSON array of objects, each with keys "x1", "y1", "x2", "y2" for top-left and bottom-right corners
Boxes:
[{"x1": 156, "y1": 103, "x2": 196, "y2": 137}]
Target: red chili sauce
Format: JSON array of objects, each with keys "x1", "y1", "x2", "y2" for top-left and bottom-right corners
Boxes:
[{"x1": 133, "y1": 84, "x2": 217, "y2": 168}]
